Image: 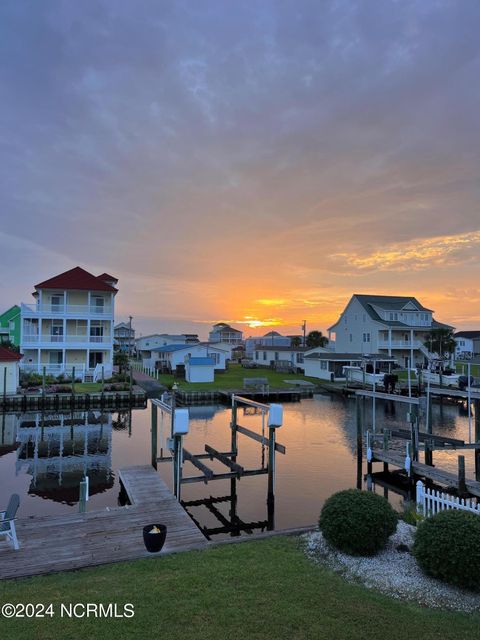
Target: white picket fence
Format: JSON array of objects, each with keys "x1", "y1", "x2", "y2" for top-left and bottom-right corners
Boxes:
[{"x1": 416, "y1": 480, "x2": 480, "y2": 516}]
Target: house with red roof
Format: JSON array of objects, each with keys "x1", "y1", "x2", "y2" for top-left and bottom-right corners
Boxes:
[
  {"x1": 20, "y1": 267, "x2": 118, "y2": 381},
  {"x1": 0, "y1": 346, "x2": 22, "y2": 394}
]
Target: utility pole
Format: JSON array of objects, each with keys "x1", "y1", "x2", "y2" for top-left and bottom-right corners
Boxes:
[
  {"x1": 128, "y1": 315, "x2": 133, "y2": 358},
  {"x1": 302, "y1": 320, "x2": 306, "y2": 347}
]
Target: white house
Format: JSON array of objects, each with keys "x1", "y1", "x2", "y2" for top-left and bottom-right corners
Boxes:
[
  {"x1": 209, "y1": 323, "x2": 243, "y2": 345},
  {"x1": 245, "y1": 331, "x2": 291, "y2": 358},
  {"x1": 114, "y1": 322, "x2": 135, "y2": 354},
  {"x1": 253, "y1": 345, "x2": 309, "y2": 371},
  {"x1": 185, "y1": 357, "x2": 215, "y2": 383},
  {"x1": 328, "y1": 294, "x2": 454, "y2": 368},
  {"x1": 20, "y1": 267, "x2": 117, "y2": 381},
  {"x1": 135, "y1": 333, "x2": 199, "y2": 360},
  {"x1": 304, "y1": 349, "x2": 395, "y2": 382},
  {"x1": 454, "y1": 331, "x2": 480, "y2": 359},
  {"x1": 0, "y1": 346, "x2": 22, "y2": 394},
  {"x1": 144, "y1": 343, "x2": 228, "y2": 373}
]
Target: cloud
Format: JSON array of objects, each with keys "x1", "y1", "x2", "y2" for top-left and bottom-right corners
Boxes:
[{"x1": 329, "y1": 231, "x2": 480, "y2": 273}]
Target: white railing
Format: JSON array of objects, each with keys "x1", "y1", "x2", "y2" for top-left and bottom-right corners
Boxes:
[
  {"x1": 22, "y1": 334, "x2": 111, "y2": 345},
  {"x1": 20, "y1": 363, "x2": 86, "y2": 380},
  {"x1": 21, "y1": 303, "x2": 113, "y2": 316},
  {"x1": 416, "y1": 480, "x2": 480, "y2": 516},
  {"x1": 378, "y1": 340, "x2": 423, "y2": 349},
  {"x1": 92, "y1": 363, "x2": 113, "y2": 382}
]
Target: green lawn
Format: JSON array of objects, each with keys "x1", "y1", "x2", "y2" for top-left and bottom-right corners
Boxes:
[
  {"x1": 72, "y1": 383, "x2": 104, "y2": 393},
  {"x1": 0, "y1": 536, "x2": 477, "y2": 640},
  {"x1": 154, "y1": 363, "x2": 322, "y2": 391},
  {"x1": 456, "y1": 362, "x2": 480, "y2": 378}
]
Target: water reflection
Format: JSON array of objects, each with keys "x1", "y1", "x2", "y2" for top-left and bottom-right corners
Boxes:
[{"x1": 0, "y1": 394, "x2": 477, "y2": 532}]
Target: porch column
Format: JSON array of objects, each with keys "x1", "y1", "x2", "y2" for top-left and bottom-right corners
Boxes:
[
  {"x1": 388, "y1": 328, "x2": 392, "y2": 357},
  {"x1": 37, "y1": 348, "x2": 40, "y2": 373},
  {"x1": 410, "y1": 329, "x2": 414, "y2": 367},
  {"x1": 87, "y1": 291, "x2": 91, "y2": 313},
  {"x1": 63, "y1": 290, "x2": 67, "y2": 312}
]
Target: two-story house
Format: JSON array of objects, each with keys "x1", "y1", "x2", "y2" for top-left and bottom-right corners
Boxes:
[
  {"x1": 208, "y1": 323, "x2": 243, "y2": 345},
  {"x1": 328, "y1": 294, "x2": 454, "y2": 367},
  {"x1": 454, "y1": 331, "x2": 480, "y2": 359},
  {"x1": 114, "y1": 322, "x2": 135, "y2": 354},
  {"x1": 20, "y1": 267, "x2": 118, "y2": 380}
]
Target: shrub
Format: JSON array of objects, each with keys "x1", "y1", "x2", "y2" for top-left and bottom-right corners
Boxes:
[
  {"x1": 413, "y1": 510, "x2": 480, "y2": 591},
  {"x1": 319, "y1": 489, "x2": 398, "y2": 556}
]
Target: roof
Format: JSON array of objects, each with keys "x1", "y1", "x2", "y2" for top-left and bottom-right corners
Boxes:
[
  {"x1": 34, "y1": 267, "x2": 118, "y2": 293},
  {"x1": 211, "y1": 323, "x2": 242, "y2": 333},
  {"x1": 328, "y1": 294, "x2": 453, "y2": 330},
  {"x1": 305, "y1": 352, "x2": 396, "y2": 361},
  {"x1": 188, "y1": 357, "x2": 215, "y2": 366},
  {"x1": 0, "y1": 346, "x2": 22, "y2": 362},
  {"x1": 97, "y1": 272, "x2": 118, "y2": 283},
  {"x1": 151, "y1": 343, "x2": 227, "y2": 354},
  {"x1": 455, "y1": 331, "x2": 480, "y2": 339},
  {"x1": 254, "y1": 345, "x2": 309, "y2": 352},
  {"x1": 263, "y1": 331, "x2": 282, "y2": 337}
]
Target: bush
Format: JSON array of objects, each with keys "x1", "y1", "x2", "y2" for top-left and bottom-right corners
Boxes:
[
  {"x1": 413, "y1": 510, "x2": 480, "y2": 590},
  {"x1": 319, "y1": 489, "x2": 398, "y2": 556}
]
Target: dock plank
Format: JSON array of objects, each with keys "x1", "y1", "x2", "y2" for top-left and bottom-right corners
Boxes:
[{"x1": 0, "y1": 465, "x2": 207, "y2": 580}]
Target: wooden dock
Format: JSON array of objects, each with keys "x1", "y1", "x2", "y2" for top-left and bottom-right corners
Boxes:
[
  {"x1": 0, "y1": 465, "x2": 207, "y2": 580},
  {"x1": 371, "y1": 448, "x2": 480, "y2": 498}
]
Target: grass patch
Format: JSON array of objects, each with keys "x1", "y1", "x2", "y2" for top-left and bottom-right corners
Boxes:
[
  {"x1": 456, "y1": 362, "x2": 480, "y2": 378},
  {"x1": 154, "y1": 363, "x2": 321, "y2": 391},
  {"x1": 0, "y1": 536, "x2": 477, "y2": 640}
]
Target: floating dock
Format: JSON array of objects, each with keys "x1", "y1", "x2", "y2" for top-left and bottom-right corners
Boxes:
[{"x1": 0, "y1": 465, "x2": 206, "y2": 580}]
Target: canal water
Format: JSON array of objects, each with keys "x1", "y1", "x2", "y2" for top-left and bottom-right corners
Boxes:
[{"x1": 0, "y1": 393, "x2": 476, "y2": 537}]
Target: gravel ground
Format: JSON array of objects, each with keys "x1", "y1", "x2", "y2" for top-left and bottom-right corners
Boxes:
[{"x1": 303, "y1": 521, "x2": 480, "y2": 612}]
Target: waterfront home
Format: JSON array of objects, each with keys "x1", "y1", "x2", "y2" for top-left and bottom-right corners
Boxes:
[
  {"x1": 114, "y1": 322, "x2": 136, "y2": 354},
  {"x1": 0, "y1": 305, "x2": 21, "y2": 347},
  {"x1": 0, "y1": 346, "x2": 22, "y2": 394},
  {"x1": 245, "y1": 331, "x2": 291, "y2": 357},
  {"x1": 144, "y1": 343, "x2": 228, "y2": 374},
  {"x1": 328, "y1": 294, "x2": 453, "y2": 368},
  {"x1": 20, "y1": 267, "x2": 117, "y2": 381},
  {"x1": 304, "y1": 350, "x2": 395, "y2": 382},
  {"x1": 253, "y1": 345, "x2": 310, "y2": 372},
  {"x1": 454, "y1": 331, "x2": 480, "y2": 359},
  {"x1": 185, "y1": 356, "x2": 215, "y2": 383},
  {"x1": 209, "y1": 322, "x2": 243, "y2": 345},
  {"x1": 135, "y1": 333, "x2": 199, "y2": 360}
]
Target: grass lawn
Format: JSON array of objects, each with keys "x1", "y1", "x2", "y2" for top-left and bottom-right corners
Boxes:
[
  {"x1": 456, "y1": 362, "x2": 480, "y2": 378},
  {"x1": 72, "y1": 383, "x2": 104, "y2": 393},
  {"x1": 396, "y1": 369, "x2": 418, "y2": 382},
  {"x1": 155, "y1": 363, "x2": 322, "y2": 391},
  {"x1": 0, "y1": 536, "x2": 477, "y2": 640}
]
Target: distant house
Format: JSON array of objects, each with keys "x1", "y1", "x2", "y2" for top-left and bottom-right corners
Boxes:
[
  {"x1": 253, "y1": 345, "x2": 310, "y2": 372},
  {"x1": 328, "y1": 294, "x2": 453, "y2": 368},
  {"x1": 20, "y1": 267, "x2": 117, "y2": 380},
  {"x1": 135, "y1": 333, "x2": 199, "y2": 360},
  {"x1": 245, "y1": 331, "x2": 291, "y2": 357},
  {"x1": 454, "y1": 331, "x2": 480, "y2": 359},
  {"x1": 209, "y1": 323, "x2": 243, "y2": 345},
  {"x1": 185, "y1": 357, "x2": 215, "y2": 383},
  {"x1": 114, "y1": 322, "x2": 135, "y2": 354},
  {"x1": 144, "y1": 343, "x2": 228, "y2": 374},
  {"x1": 0, "y1": 346, "x2": 22, "y2": 394},
  {"x1": 0, "y1": 305, "x2": 21, "y2": 346}
]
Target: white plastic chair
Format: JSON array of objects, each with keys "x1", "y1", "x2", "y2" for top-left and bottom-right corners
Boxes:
[{"x1": 0, "y1": 494, "x2": 20, "y2": 550}]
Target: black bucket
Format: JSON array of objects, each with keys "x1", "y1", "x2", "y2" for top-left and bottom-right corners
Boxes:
[{"x1": 143, "y1": 524, "x2": 167, "y2": 553}]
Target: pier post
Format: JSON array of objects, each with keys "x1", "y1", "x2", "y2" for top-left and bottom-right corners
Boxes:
[
  {"x1": 356, "y1": 396, "x2": 362, "y2": 489},
  {"x1": 458, "y1": 455, "x2": 467, "y2": 497},
  {"x1": 475, "y1": 399, "x2": 480, "y2": 481},
  {"x1": 2, "y1": 367, "x2": 6, "y2": 408},
  {"x1": 267, "y1": 425, "x2": 276, "y2": 498},
  {"x1": 151, "y1": 403, "x2": 158, "y2": 470},
  {"x1": 42, "y1": 366, "x2": 46, "y2": 403}
]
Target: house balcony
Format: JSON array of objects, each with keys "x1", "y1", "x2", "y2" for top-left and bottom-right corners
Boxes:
[
  {"x1": 21, "y1": 334, "x2": 113, "y2": 348},
  {"x1": 20, "y1": 303, "x2": 113, "y2": 319},
  {"x1": 377, "y1": 339, "x2": 424, "y2": 349}
]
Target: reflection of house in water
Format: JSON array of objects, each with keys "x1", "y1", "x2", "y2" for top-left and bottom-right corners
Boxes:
[
  {"x1": 15, "y1": 411, "x2": 114, "y2": 505},
  {"x1": 0, "y1": 413, "x2": 18, "y2": 457}
]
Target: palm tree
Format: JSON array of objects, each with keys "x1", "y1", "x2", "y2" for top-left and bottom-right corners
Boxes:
[
  {"x1": 424, "y1": 328, "x2": 456, "y2": 359},
  {"x1": 306, "y1": 330, "x2": 329, "y2": 349}
]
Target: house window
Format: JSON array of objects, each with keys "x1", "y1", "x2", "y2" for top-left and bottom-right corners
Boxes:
[
  {"x1": 255, "y1": 351, "x2": 259, "y2": 360},
  {"x1": 263, "y1": 351, "x2": 267, "y2": 361},
  {"x1": 363, "y1": 333, "x2": 370, "y2": 343},
  {"x1": 51, "y1": 322, "x2": 64, "y2": 342},
  {"x1": 349, "y1": 334, "x2": 352, "y2": 342},
  {"x1": 321, "y1": 361, "x2": 327, "y2": 370},
  {"x1": 296, "y1": 353, "x2": 304, "y2": 363},
  {"x1": 51, "y1": 295, "x2": 64, "y2": 312},
  {"x1": 274, "y1": 352, "x2": 279, "y2": 360}
]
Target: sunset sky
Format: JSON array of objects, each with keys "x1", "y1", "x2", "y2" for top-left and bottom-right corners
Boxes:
[{"x1": 1, "y1": 1, "x2": 480, "y2": 339}]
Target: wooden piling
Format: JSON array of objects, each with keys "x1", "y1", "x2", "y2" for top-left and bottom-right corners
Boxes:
[
  {"x1": 458, "y1": 455, "x2": 467, "y2": 496},
  {"x1": 475, "y1": 399, "x2": 480, "y2": 481},
  {"x1": 356, "y1": 396, "x2": 362, "y2": 489},
  {"x1": 151, "y1": 403, "x2": 158, "y2": 470}
]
